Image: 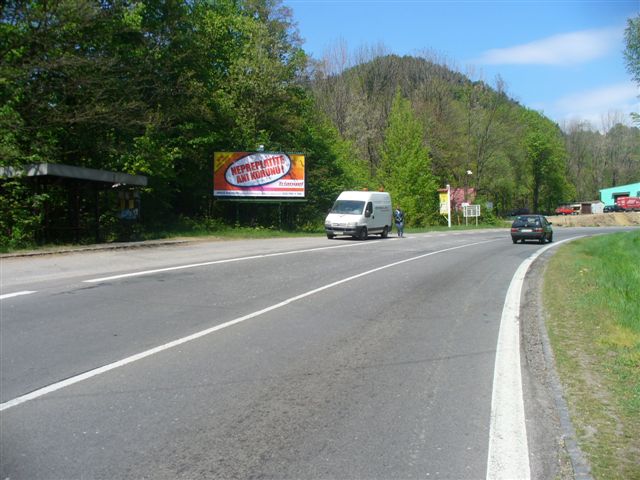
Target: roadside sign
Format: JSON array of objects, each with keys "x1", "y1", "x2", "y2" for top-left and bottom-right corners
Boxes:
[{"x1": 463, "y1": 204, "x2": 480, "y2": 225}]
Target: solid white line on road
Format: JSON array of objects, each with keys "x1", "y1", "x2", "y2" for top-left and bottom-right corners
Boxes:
[
  {"x1": 83, "y1": 239, "x2": 389, "y2": 283},
  {"x1": 486, "y1": 237, "x2": 582, "y2": 480},
  {"x1": 0, "y1": 291, "x2": 36, "y2": 300},
  {"x1": 1, "y1": 238, "x2": 496, "y2": 412}
]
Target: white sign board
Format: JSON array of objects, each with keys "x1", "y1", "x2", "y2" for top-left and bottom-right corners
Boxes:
[
  {"x1": 463, "y1": 204, "x2": 480, "y2": 226},
  {"x1": 463, "y1": 205, "x2": 480, "y2": 217}
]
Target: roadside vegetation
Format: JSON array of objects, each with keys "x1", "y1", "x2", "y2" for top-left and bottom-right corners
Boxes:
[
  {"x1": 544, "y1": 231, "x2": 640, "y2": 479},
  {"x1": 2, "y1": 3, "x2": 638, "y2": 250}
]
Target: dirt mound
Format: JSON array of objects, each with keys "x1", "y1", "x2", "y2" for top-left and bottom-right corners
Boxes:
[{"x1": 547, "y1": 212, "x2": 640, "y2": 227}]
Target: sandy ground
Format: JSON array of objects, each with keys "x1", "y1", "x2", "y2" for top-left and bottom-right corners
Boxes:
[{"x1": 546, "y1": 211, "x2": 640, "y2": 227}]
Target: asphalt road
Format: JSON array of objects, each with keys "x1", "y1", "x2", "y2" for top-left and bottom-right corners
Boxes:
[{"x1": 0, "y1": 227, "x2": 635, "y2": 479}]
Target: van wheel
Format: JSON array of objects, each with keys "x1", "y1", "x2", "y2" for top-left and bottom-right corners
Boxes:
[
  {"x1": 381, "y1": 226, "x2": 389, "y2": 238},
  {"x1": 358, "y1": 227, "x2": 368, "y2": 240}
]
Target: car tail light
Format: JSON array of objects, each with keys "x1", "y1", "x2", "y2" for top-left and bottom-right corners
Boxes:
[
  {"x1": 533, "y1": 228, "x2": 543, "y2": 232},
  {"x1": 510, "y1": 228, "x2": 518, "y2": 232}
]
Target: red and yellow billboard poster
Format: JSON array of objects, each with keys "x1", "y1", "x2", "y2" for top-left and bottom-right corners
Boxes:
[{"x1": 213, "y1": 152, "x2": 305, "y2": 198}]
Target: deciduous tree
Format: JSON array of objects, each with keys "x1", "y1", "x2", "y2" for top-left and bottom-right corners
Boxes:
[{"x1": 378, "y1": 89, "x2": 437, "y2": 225}]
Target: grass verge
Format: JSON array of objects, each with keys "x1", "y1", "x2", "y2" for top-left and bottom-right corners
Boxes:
[{"x1": 543, "y1": 231, "x2": 640, "y2": 479}]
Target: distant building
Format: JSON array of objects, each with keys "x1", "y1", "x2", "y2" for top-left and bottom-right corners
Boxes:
[
  {"x1": 450, "y1": 187, "x2": 476, "y2": 211},
  {"x1": 599, "y1": 182, "x2": 640, "y2": 206},
  {"x1": 580, "y1": 201, "x2": 604, "y2": 214}
]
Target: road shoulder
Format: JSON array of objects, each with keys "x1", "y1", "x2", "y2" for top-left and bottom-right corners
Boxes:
[{"x1": 520, "y1": 250, "x2": 592, "y2": 479}]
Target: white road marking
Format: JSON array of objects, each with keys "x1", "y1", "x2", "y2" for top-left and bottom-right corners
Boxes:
[
  {"x1": 0, "y1": 290, "x2": 36, "y2": 300},
  {"x1": 84, "y1": 239, "x2": 389, "y2": 283},
  {"x1": 486, "y1": 237, "x2": 580, "y2": 480},
  {"x1": 0, "y1": 239, "x2": 496, "y2": 412}
]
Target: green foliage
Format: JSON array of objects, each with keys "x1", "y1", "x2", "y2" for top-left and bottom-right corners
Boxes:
[
  {"x1": 624, "y1": 15, "x2": 640, "y2": 86},
  {"x1": 624, "y1": 15, "x2": 640, "y2": 125},
  {"x1": 521, "y1": 109, "x2": 573, "y2": 212},
  {"x1": 311, "y1": 54, "x2": 587, "y2": 218},
  {"x1": 0, "y1": 179, "x2": 49, "y2": 250},
  {"x1": 1, "y1": 0, "x2": 335, "y2": 243},
  {"x1": 0, "y1": 3, "x2": 633, "y2": 245},
  {"x1": 0, "y1": 104, "x2": 24, "y2": 163},
  {"x1": 378, "y1": 89, "x2": 438, "y2": 226},
  {"x1": 293, "y1": 110, "x2": 369, "y2": 224}
]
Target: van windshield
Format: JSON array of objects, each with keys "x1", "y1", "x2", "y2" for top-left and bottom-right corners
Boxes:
[{"x1": 331, "y1": 200, "x2": 365, "y2": 215}]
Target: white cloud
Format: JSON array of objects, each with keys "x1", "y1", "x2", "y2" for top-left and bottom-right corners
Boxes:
[
  {"x1": 556, "y1": 83, "x2": 638, "y2": 111},
  {"x1": 476, "y1": 27, "x2": 621, "y2": 66},
  {"x1": 553, "y1": 82, "x2": 639, "y2": 128}
]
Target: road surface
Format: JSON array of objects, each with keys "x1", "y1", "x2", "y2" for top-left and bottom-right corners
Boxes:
[{"x1": 1, "y1": 227, "x2": 634, "y2": 479}]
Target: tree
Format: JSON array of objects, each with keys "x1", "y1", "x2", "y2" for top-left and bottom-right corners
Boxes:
[
  {"x1": 377, "y1": 89, "x2": 438, "y2": 225},
  {"x1": 624, "y1": 15, "x2": 640, "y2": 124},
  {"x1": 624, "y1": 15, "x2": 640, "y2": 84},
  {"x1": 564, "y1": 118, "x2": 640, "y2": 199},
  {"x1": 522, "y1": 110, "x2": 573, "y2": 212},
  {"x1": 1, "y1": 0, "x2": 326, "y2": 244},
  {"x1": 563, "y1": 120, "x2": 601, "y2": 200}
]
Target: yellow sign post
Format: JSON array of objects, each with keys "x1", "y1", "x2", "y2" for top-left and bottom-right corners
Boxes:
[{"x1": 438, "y1": 184, "x2": 451, "y2": 228}]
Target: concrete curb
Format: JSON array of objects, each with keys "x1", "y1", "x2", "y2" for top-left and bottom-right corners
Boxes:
[{"x1": 0, "y1": 239, "x2": 194, "y2": 259}]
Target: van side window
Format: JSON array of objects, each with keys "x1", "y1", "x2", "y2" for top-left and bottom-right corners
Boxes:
[{"x1": 365, "y1": 202, "x2": 373, "y2": 216}]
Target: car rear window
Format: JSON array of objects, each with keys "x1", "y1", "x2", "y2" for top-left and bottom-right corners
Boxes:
[{"x1": 512, "y1": 216, "x2": 541, "y2": 227}]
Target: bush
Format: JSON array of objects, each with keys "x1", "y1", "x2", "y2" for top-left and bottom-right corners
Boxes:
[{"x1": 0, "y1": 179, "x2": 48, "y2": 251}]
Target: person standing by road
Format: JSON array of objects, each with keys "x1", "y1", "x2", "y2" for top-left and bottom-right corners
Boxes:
[{"x1": 394, "y1": 206, "x2": 405, "y2": 237}]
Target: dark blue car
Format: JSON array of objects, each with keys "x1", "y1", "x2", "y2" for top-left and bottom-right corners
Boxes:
[{"x1": 510, "y1": 214, "x2": 553, "y2": 244}]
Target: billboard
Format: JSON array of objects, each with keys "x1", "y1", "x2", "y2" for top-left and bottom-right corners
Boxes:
[{"x1": 213, "y1": 152, "x2": 305, "y2": 199}]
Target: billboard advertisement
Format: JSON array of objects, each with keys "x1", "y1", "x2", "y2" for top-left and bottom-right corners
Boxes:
[{"x1": 213, "y1": 152, "x2": 305, "y2": 198}]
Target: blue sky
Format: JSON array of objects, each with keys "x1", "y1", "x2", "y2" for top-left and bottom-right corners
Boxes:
[{"x1": 287, "y1": 0, "x2": 639, "y2": 130}]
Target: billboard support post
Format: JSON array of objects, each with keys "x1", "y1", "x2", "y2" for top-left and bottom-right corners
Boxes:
[{"x1": 447, "y1": 184, "x2": 451, "y2": 228}]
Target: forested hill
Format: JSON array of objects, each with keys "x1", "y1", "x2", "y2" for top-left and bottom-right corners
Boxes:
[
  {"x1": 311, "y1": 53, "x2": 638, "y2": 216},
  {"x1": 311, "y1": 53, "x2": 574, "y2": 218}
]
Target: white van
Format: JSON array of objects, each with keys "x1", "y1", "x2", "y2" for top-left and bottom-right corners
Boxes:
[{"x1": 324, "y1": 191, "x2": 393, "y2": 240}]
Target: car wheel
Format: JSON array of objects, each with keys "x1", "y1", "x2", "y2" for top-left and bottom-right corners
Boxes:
[
  {"x1": 327, "y1": 233, "x2": 335, "y2": 239},
  {"x1": 539, "y1": 235, "x2": 545, "y2": 244},
  {"x1": 358, "y1": 226, "x2": 368, "y2": 241},
  {"x1": 512, "y1": 237, "x2": 518, "y2": 244},
  {"x1": 548, "y1": 233, "x2": 553, "y2": 242},
  {"x1": 381, "y1": 226, "x2": 389, "y2": 238}
]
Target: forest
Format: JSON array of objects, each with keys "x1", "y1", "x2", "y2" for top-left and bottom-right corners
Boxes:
[{"x1": 1, "y1": 0, "x2": 639, "y2": 248}]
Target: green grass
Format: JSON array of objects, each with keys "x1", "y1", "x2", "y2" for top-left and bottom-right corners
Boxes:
[{"x1": 543, "y1": 231, "x2": 640, "y2": 479}]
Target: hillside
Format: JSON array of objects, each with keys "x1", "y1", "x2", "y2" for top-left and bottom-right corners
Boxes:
[{"x1": 311, "y1": 54, "x2": 573, "y2": 217}]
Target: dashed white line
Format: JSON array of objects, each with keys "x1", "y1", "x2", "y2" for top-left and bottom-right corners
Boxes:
[
  {"x1": 0, "y1": 291, "x2": 36, "y2": 300},
  {"x1": 83, "y1": 239, "x2": 388, "y2": 283}
]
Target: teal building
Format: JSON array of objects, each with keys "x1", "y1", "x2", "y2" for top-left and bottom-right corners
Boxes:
[{"x1": 599, "y1": 182, "x2": 640, "y2": 206}]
